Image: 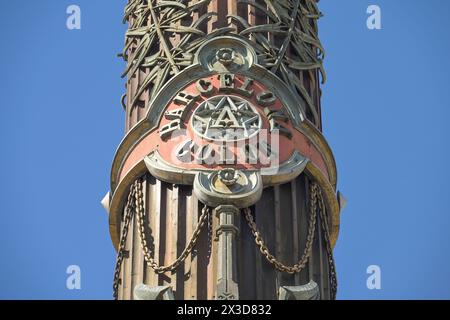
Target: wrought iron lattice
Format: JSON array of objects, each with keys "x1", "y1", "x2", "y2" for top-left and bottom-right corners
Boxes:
[{"x1": 121, "y1": 0, "x2": 325, "y2": 126}]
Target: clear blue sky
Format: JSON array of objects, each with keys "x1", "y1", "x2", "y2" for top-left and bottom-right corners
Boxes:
[{"x1": 0, "y1": 0, "x2": 449, "y2": 300}]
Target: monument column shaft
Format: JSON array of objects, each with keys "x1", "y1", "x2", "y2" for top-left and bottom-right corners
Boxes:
[{"x1": 110, "y1": 0, "x2": 338, "y2": 300}]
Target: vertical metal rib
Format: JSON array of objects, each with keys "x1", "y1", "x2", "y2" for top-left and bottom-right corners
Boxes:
[
  {"x1": 274, "y1": 185, "x2": 282, "y2": 289},
  {"x1": 317, "y1": 214, "x2": 325, "y2": 299},
  {"x1": 207, "y1": 207, "x2": 217, "y2": 300},
  {"x1": 296, "y1": 175, "x2": 310, "y2": 285},
  {"x1": 237, "y1": 207, "x2": 256, "y2": 299},
  {"x1": 123, "y1": 215, "x2": 134, "y2": 299},
  {"x1": 254, "y1": 187, "x2": 277, "y2": 300},
  {"x1": 184, "y1": 188, "x2": 197, "y2": 299},
  {"x1": 164, "y1": 184, "x2": 176, "y2": 290},
  {"x1": 196, "y1": 197, "x2": 208, "y2": 300},
  {"x1": 118, "y1": 218, "x2": 125, "y2": 300},
  {"x1": 191, "y1": 192, "x2": 200, "y2": 299},
  {"x1": 152, "y1": 179, "x2": 162, "y2": 286},
  {"x1": 306, "y1": 178, "x2": 315, "y2": 284},
  {"x1": 291, "y1": 180, "x2": 300, "y2": 285},
  {"x1": 143, "y1": 175, "x2": 154, "y2": 286},
  {"x1": 175, "y1": 185, "x2": 187, "y2": 299},
  {"x1": 131, "y1": 189, "x2": 144, "y2": 299},
  {"x1": 159, "y1": 182, "x2": 168, "y2": 287}
]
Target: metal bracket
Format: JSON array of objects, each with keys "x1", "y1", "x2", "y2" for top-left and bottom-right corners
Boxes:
[
  {"x1": 194, "y1": 169, "x2": 263, "y2": 209},
  {"x1": 133, "y1": 284, "x2": 175, "y2": 300},
  {"x1": 278, "y1": 281, "x2": 320, "y2": 300}
]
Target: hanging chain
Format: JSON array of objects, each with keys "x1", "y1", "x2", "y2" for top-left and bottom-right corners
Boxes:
[
  {"x1": 112, "y1": 180, "x2": 138, "y2": 300},
  {"x1": 315, "y1": 184, "x2": 338, "y2": 300},
  {"x1": 113, "y1": 178, "x2": 337, "y2": 299},
  {"x1": 135, "y1": 179, "x2": 210, "y2": 274},
  {"x1": 243, "y1": 183, "x2": 319, "y2": 274}
]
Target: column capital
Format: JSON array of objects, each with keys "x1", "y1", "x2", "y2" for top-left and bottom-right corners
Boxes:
[{"x1": 214, "y1": 205, "x2": 240, "y2": 216}]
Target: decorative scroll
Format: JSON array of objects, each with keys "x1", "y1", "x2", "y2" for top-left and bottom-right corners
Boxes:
[{"x1": 121, "y1": 0, "x2": 325, "y2": 126}]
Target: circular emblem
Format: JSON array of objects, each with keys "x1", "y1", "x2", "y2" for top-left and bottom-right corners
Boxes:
[{"x1": 191, "y1": 95, "x2": 262, "y2": 141}]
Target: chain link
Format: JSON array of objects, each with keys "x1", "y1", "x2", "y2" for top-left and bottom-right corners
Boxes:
[
  {"x1": 113, "y1": 179, "x2": 337, "y2": 299},
  {"x1": 112, "y1": 181, "x2": 137, "y2": 300},
  {"x1": 135, "y1": 179, "x2": 210, "y2": 274},
  {"x1": 243, "y1": 182, "x2": 338, "y2": 299},
  {"x1": 243, "y1": 183, "x2": 319, "y2": 274}
]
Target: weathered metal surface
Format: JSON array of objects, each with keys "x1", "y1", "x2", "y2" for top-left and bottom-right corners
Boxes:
[
  {"x1": 108, "y1": 0, "x2": 341, "y2": 301},
  {"x1": 279, "y1": 281, "x2": 320, "y2": 300},
  {"x1": 121, "y1": 0, "x2": 324, "y2": 130},
  {"x1": 112, "y1": 173, "x2": 334, "y2": 300},
  {"x1": 134, "y1": 284, "x2": 175, "y2": 300},
  {"x1": 215, "y1": 205, "x2": 240, "y2": 300}
]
